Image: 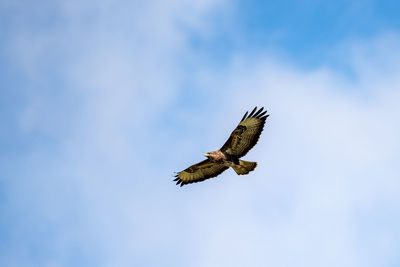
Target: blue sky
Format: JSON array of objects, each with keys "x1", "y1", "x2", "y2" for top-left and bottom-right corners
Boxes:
[{"x1": 1, "y1": 1, "x2": 400, "y2": 266}]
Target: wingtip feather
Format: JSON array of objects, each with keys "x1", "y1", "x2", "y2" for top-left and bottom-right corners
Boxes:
[
  {"x1": 248, "y1": 106, "x2": 257, "y2": 117},
  {"x1": 257, "y1": 110, "x2": 268, "y2": 118},
  {"x1": 240, "y1": 111, "x2": 248, "y2": 122},
  {"x1": 253, "y1": 107, "x2": 264, "y2": 117}
]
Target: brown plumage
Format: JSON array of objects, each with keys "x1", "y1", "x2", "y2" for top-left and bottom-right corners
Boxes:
[{"x1": 174, "y1": 107, "x2": 269, "y2": 187}]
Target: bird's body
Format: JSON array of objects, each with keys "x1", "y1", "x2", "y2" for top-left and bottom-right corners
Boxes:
[{"x1": 174, "y1": 107, "x2": 269, "y2": 186}]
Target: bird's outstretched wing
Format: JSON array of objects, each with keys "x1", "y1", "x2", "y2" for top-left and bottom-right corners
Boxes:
[
  {"x1": 174, "y1": 159, "x2": 229, "y2": 187},
  {"x1": 220, "y1": 107, "x2": 269, "y2": 158}
]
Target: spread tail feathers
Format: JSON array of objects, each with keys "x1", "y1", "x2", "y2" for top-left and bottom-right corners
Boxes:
[{"x1": 232, "y1": 160, "x2": 257, "y2": 175}]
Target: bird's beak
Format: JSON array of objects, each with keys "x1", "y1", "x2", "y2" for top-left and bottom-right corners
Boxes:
[{"x1": 205, "y1": 153, "x2": 210, "y2": 157}]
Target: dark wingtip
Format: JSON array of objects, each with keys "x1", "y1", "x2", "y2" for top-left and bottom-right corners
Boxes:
[
  {"x1": 257, "y1": 110, "x2": 268, "y2": 118},
  {"x1": 240, "y1": 111, "x2": 248, "y2": 122},
  {"x1": 248, "y1": 106, "x2": 257, "y2": 117},
  {"x1": 253, "y1": 107, "x2": 264, "y2": 117}
]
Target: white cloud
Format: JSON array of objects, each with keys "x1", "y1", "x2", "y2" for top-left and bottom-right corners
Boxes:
[
  {"x1": 2, "y1": 0, "x2": 400, "y2": 266},
  {"x1": 186, "y1": 34, "x2": 400, "y2": 267}
]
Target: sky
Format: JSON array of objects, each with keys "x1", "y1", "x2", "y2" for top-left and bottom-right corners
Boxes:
[{"x1": 1, "y1": 0, "x2": 400, "y2": 266}]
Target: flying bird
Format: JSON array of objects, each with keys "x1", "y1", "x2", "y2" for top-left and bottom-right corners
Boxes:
[{"x1": 174, "y1": 107, "x2": 269, "y2": 186}]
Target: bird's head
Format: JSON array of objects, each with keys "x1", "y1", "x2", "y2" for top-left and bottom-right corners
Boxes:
[{"x1": 205, "y1": 151, "x2": 218, "y2": 160}]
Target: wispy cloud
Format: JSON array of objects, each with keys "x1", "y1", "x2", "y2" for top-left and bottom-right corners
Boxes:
[
  {"x1": 1, "y1": 1, "x2": 400, "y2": 267},
  {"x1": 188, "y1": 33, "x2": 400, "y2": 267}
]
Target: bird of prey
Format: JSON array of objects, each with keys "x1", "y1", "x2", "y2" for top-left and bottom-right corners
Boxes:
[{"x1": 174, "y1": 107, "x2": 269, "y2": 186}]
